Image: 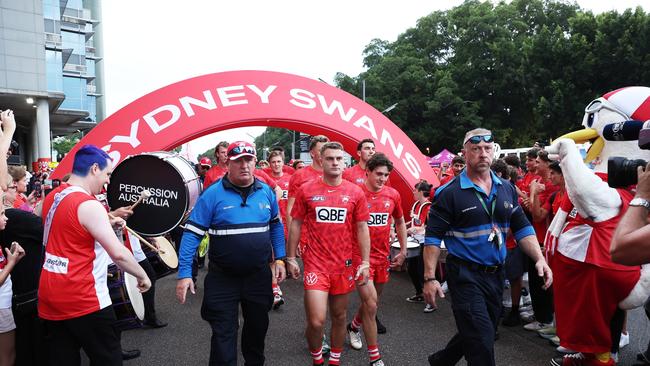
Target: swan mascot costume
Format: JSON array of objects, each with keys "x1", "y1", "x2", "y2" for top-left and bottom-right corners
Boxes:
[{"x1": 545, "y1": 86, "x2": 650, "y2": 366}]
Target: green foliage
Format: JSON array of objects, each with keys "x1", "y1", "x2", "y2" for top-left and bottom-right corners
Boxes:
[
  {"x1": 253, "y1": 128, "x2": 297, "y2": 162},
  {"x1": 335, "y1": 0, "x2": 650, "y2": 153},
  {"x1": 52, "y1": 131, "x2": 82, "y2": 156}
]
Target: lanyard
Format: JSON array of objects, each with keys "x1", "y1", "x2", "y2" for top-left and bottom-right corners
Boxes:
[{"x1": 474, "y1": 191, "x2": 496, "y2": 222}]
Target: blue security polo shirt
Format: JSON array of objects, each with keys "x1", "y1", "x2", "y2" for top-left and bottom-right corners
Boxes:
[
  {"x1": 424, "y1": 170, "x2": 534, "y2": 265},
  {"x1": 178, "y1": 175, "x2": 285, "y2": 278}
]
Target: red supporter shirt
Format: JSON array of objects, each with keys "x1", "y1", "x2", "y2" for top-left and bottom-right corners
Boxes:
[
  {"x1": 516, "y1": 172, "x2": 541, "y2": 200},
  {"x1": 291, "y1": 179, "x2": 369, "y2": 273},
  {"x1": 203, "y1": 165, "x2": 227, "y2": 189},
  {"x1": 532, "y1": 178, "x2": 559, "y2": 243},
  {"x1": 353, "y1": 184, "x2": 403, "y2": 265},
  {"x1": 38, "y1": 184, "x2": 112, "y2": 320}
]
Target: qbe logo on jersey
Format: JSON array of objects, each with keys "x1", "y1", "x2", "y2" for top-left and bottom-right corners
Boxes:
[
  {"x1": 368, "y1": 212, "x2": 389, "y2": 227},
  {"x1": 316, "y1": 206, "x2": 348, "y2": 223}
]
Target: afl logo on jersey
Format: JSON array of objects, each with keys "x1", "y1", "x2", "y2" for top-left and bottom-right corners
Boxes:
[
  {"x1": 311, "y1": 195, "x2": 325, "y2": 201},
  {"x1": 305, "y1": 272, "x2": 319, "y2": 286},
  {"x1": 316, "y1": 206, "x2": 347, "y2": 223}
]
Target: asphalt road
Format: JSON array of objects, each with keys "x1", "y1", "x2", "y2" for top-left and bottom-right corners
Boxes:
[{"x1": 114, "y1": 265, "x2": 650, "y2": 366}]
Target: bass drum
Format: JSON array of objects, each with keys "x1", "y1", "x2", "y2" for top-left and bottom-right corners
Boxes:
[{"x1": 107, "y1": 152, "x2": 202, "y2": 236}]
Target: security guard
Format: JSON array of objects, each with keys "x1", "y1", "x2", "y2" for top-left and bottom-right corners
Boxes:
[
  {"x1": 423, "y1": 128, "x2": 552, "y2": 366},
  {"x1": 176, "y1": 141, "x2": 286, "y2": 366}
]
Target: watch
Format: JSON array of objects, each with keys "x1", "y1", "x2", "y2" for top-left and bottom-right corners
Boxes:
[
  {"x1": 423, "y1": 277, "x2": 438, "y2": 283},
  {"x1": 630, "y1": 198, "x2": 650, "y2": 210}
]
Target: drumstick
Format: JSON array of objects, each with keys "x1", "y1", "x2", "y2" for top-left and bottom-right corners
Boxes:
[
  {"x1": 129, "y1": 189, "x2": 151, "y2": 211},
  {"x1": 123, "y1": 226, "x2": 166, "y2": 254},
  {"x1": 108, "y1": 213, "x2": 165, "y2": 254}
]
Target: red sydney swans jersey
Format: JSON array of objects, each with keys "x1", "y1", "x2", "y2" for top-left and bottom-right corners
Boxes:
[
  {"x1": 343, "y1": 164, "x2": 367, "y2": 185},
  {"x1": 353, "y1": 184, "x2": 403, "y2": 265},
  {"x1": 38, "y1": 184, "x2": 112, "y2": 320},
  {"x1": 288, "y1": 165, "x2": 322, "y2": 198},
  {"x1": 291, "y1": 179, "x2": 369, "y2": 273},
  {"x1": 270, "y1": 173, "x2": 292, "y2": 236}
]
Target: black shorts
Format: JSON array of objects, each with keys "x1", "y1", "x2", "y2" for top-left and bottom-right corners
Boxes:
[{"x1": 504, "y1": 246, "x2": 526, "y2": 282}]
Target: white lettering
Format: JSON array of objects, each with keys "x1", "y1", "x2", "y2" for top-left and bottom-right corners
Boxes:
[
  {"x1": 352, "y1": 115, "x2": 378, "y2": 139},
  {"x1": 101, "y1": 144, "x2": 121, "y2": 166},
  {"x1": 217, "y1": 85, "x2": 247, "y2": 106},
  {"x1": 179, "y1": 90, "x2": 217, "y2": 117},
  {"x1": 109, "y1": 120, "x2": 141, "y2": 148},
  {"x1": 380, "y1": 129, "x2": 404, "y2": 158},
  {"x1": 315, "y1": 206, "x2": 347, "y2": 223},
  {"x1": 246, "y1": 84, "x2": 277, "y2": 104},
  {"x1": 289, "y1": 88, "x2": 317, "y2": 109},
  {"x1": 402, "y1": 152, "x2": 421, "y2": 179},
  {"x1": 368, "y1": 212, "x2": 389, "y2": 227},
  {"x1": 317, "y1": 95, "x2": 357, "y2": 122},
  {"x1": 144, "y1": 105, "x2": 182, "y2": 133}
]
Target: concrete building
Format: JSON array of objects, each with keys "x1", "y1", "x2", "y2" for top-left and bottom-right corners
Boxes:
[{"x1": 0, "y1": 0, "x2": 104, "y2": 167}]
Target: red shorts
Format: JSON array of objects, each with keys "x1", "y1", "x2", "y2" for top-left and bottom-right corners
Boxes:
[
  {"x1": 303, "y1": 268, "x2": 354, "y2": 295},
  {"x1": 368, "y1": 262, "x2": 390, "y2": 284},
  {"x1": 352, "y1": 259, "x2": 390, "y2": 284}
]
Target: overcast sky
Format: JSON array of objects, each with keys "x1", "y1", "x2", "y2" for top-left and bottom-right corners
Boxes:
[{"x1": 101, "y1": 0, "x2": 646, "y2": 156}]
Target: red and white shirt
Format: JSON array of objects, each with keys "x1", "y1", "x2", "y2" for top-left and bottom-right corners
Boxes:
[
  {"x1": 353, "y1": 184, "x2": 403, "y2": 265},
  {"x1": 38, "y1": 184, "x2": 111, "y2": 320},
  {"x1": 0, "y1": 251, "x2": 12, "y2": 309},
  {"x1": 557, "y1": 188, "x2": 639, "y2": 271},
  {"x1": 270, "y1": 174, "x2": 291, "y2": 221},
  {"x1": 291, "y1": 179, "x2": 369, "y2": 273}
]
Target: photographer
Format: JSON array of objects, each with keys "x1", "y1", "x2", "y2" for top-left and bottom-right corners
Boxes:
[{"x1": 611, "y1": 162, "x2": 650, "y2": 265}]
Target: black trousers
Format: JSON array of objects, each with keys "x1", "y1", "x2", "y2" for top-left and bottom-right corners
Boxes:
[
  {"x1": 138, "y1": 258, "x2": 157, "y2": 322},
  {"x1": 432, "y1": 257, "x2": 504, "y2": 366},
  {"x1": 44, "y1": 306, "x2": 122, "y2": 366},
  {"x1": 201, "y1": 266, "x2": 273, "y2": 366},
  {"x1": 407, "y1": 245, "x2": 425, "y2": 295},
  {"x1": 12, "y1": 300, "x2": 46, "y2": 366},
  {"x1": 527, "y1": 258, "x2": 554, "y2": 324}
]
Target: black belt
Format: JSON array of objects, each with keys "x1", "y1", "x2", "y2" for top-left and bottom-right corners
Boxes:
[{"x1": 447, "y1": 255, "x2": 502, "y2": 274}]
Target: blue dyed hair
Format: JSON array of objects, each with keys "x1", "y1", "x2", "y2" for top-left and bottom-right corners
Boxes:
[{"x1": 72, "y1": 145, "x2": 112, "y2": 176}]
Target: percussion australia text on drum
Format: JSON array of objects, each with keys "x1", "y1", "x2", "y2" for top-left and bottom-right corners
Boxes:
[{"x1": 118, "y1": 183, "x2": 178, "y2": 208}]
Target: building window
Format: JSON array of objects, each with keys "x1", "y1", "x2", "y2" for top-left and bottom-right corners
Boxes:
[{"x1": 46, "y1": 50, "x2": 63, "y2": 92}]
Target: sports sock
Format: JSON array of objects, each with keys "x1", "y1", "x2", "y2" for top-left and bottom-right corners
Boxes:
[
  {"x1": 310, "y1": 346, "x2": 324, "y2": 365},
  {"x1": 328, "y1": 347, "x2": 342, "y2": 365},
  {"x1": 368, "y1": 344, "x2": 381, "y2": 362},
  {"x1": 272, "y1": 283, "x2": 280, "y2": 296},
  {"x1": 351, "y1": 312, "x2": 363, "y2": 331}
]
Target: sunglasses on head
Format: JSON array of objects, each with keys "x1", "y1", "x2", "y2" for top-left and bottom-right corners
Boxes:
[
  {"x1": 228, "y1": 145, "x2": 255, "y2": 157},
  {"x1": 466, "y1": 135, "x2": 493, "y2": 144}
]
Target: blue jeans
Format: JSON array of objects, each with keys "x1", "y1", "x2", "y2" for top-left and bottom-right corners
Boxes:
[{"x1": 432, "y1": 256, "x2": 504, "y2": 366}]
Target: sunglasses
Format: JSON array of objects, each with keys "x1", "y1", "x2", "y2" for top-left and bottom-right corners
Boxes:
[
  {"x1": 466, "y1": 135, "x2": 494, "y2": 144},
  {"x1": 228, "y1": 145, "x2": 255, "y2": 157},
  {"x1": 585, "y1": 98, "x2": 629, "y2": 119},
  {"x1": 6, "y1": 186, "x2": 17, "y2": 190}
]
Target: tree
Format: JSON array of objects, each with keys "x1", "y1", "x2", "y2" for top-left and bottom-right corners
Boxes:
[
  {"x1": 52, "y1": 131, "x2": 82, "y2": 158},
  {"x1": 335, "y1": 0, "x2": 650, "y2": 152},
  {"x1": 253, "y1": 128, "x2": 296, "y2": 162}
]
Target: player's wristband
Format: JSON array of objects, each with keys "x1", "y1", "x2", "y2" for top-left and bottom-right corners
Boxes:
[{"x1": 275, "y1": 260, "x2": 286, "y2": 266}]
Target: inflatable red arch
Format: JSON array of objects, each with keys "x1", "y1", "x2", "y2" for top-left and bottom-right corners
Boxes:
[{"x1": 52, "y1": 70, "x2": 438, "y2": 213}]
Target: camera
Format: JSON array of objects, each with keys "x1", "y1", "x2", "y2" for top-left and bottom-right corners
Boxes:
[
  {"x1": 606, "y1": 121, "x2": 650, "y2": 188},
  {"x1": 608, "y1": 157, "x2": 647, "y2": 188}
]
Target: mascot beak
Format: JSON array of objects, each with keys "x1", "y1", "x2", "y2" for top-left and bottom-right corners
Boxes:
[{"x1": 555, "y1": 128, "x2": 603, "y2": 163}]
